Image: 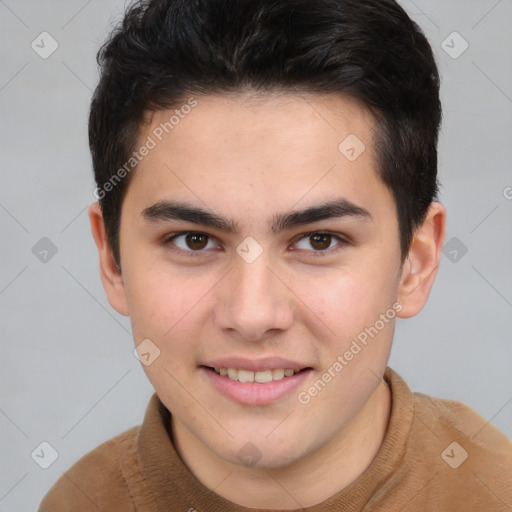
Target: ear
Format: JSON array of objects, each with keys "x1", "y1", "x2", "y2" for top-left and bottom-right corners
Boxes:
[
  {"x1": 397, "y1": 201, "x2": 446, "y2": 318},
  {"x1": 88, "y1": 202, "x2": 130, "y2": 316}
]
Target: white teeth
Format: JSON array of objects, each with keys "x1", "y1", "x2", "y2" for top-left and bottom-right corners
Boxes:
[
  {"x1": 255, "y1": 370, "x2": 273, "y2": 383},
  {"x1": 237, "y1": 369, "x2": 254, "y2": 383},
  {"x1": 272, "y1": 368, "x2": 285, "y2": 380},
  {"x1": 213, "y1": 367, "x2": 302, "y2": 383}
]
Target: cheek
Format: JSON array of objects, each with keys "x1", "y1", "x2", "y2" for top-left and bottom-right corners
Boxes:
[
  {"x1": 127, "y1": 271, "x2": 211, "y2": 392},
  {"x1": 296, "y1": 262, "x2": 399, "y2": 352},
  {"x1": 124, "y1": 268, "x2": 211, "y2": 343},
  {"x1": 306, "y1": 270, "x2": 386, "y2": 323}
]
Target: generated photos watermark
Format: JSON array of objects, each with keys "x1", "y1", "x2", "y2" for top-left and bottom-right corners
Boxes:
[
  {"x1": 297, "y1": 301, "x2": 403, "y2": 405},
  {"x1": 94, "y1": 98, "x2": 198, "y2": 200}
]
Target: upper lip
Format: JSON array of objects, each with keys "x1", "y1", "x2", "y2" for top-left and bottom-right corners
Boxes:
[{"x1": 202, "y1": 356, "x2": 312, "y2": 372}]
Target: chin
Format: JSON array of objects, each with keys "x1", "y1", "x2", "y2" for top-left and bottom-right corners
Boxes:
[{"x1": 219, "y1": 437, "x2": 309, "y2": 471}]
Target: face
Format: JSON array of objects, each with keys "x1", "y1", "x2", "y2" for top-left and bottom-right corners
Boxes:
[{"x1": 115, "y1": 93, "x2": 406, "y2": 468}]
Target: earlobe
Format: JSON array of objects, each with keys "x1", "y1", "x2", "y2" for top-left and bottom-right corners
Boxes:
[
  {"x1": 397, "y1": 202, "x2": 446, "y2": 318},
  {"x1": 88, "y1": 202, "x2": 130, "y2": 316}
]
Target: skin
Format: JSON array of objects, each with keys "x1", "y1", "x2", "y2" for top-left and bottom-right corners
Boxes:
[{"x1": 89, "y1": 92, "x2": 446, "y2": 509}]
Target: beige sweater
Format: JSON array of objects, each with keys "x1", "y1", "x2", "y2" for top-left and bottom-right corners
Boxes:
[{"x1": 39, "y1": 368, "x2": 512, "y2": 511}]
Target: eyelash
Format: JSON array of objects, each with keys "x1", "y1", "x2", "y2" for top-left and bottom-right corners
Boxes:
[{"x1": 162, "y1": 231, "x2": 349, "y2": 258}]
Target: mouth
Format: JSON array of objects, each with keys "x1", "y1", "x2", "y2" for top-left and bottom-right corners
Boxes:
[{"x1": 200, "y1": 365, "x2": 313, "y2": 405}]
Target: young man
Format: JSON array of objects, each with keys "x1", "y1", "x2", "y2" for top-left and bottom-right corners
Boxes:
[{"x1": 39, "y1": 0, "x2": 511, "y2": 510}]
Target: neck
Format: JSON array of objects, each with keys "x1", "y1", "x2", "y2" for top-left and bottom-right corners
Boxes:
[{"x1": 172, "y1": 379, "x2": 391, "y2": 509}]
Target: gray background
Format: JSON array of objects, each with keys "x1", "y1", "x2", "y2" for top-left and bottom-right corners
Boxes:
[{"x1": 0, "y1": 1, "x2": 511, "y2": 510}]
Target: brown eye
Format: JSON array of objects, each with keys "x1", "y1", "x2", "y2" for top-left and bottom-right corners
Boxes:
[
  {"x1": 293, "y1": 231, "x2": 347, "y2": 254},
  {"x1": 165, "y1": 232, "x2": 217, "y2": 254},
  {"x1": 185, "y1": 233, "x2": 209, "y2": 250},
  {"x1": 309, "y1": 233, "x2": 332, "y2": 251}
]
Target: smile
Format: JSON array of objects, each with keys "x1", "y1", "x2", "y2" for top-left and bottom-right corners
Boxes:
[{"x1": 202, "y1": 365, "x2": 312, "y2": 405}]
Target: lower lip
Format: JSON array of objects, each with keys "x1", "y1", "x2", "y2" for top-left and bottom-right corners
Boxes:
[{"x1": 200, "y1": 367, "x2": 312, "y2": 406}]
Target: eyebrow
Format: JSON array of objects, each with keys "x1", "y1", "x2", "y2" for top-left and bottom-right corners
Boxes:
[{"x1": 141, "y1": 198, "x2": 372, "y2": 234}]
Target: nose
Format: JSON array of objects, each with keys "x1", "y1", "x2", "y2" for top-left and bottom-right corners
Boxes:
[{"x1": 213, "y1": 251, "x2": 294, "y2": 342}]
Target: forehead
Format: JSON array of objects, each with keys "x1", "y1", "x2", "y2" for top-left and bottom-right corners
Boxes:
[
  {"x1": 142, "y1": 91, "x2": 375, "y2": 154},
  {"x1": 126, "y1": 92, "x2": 392, "y2": 221}
]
